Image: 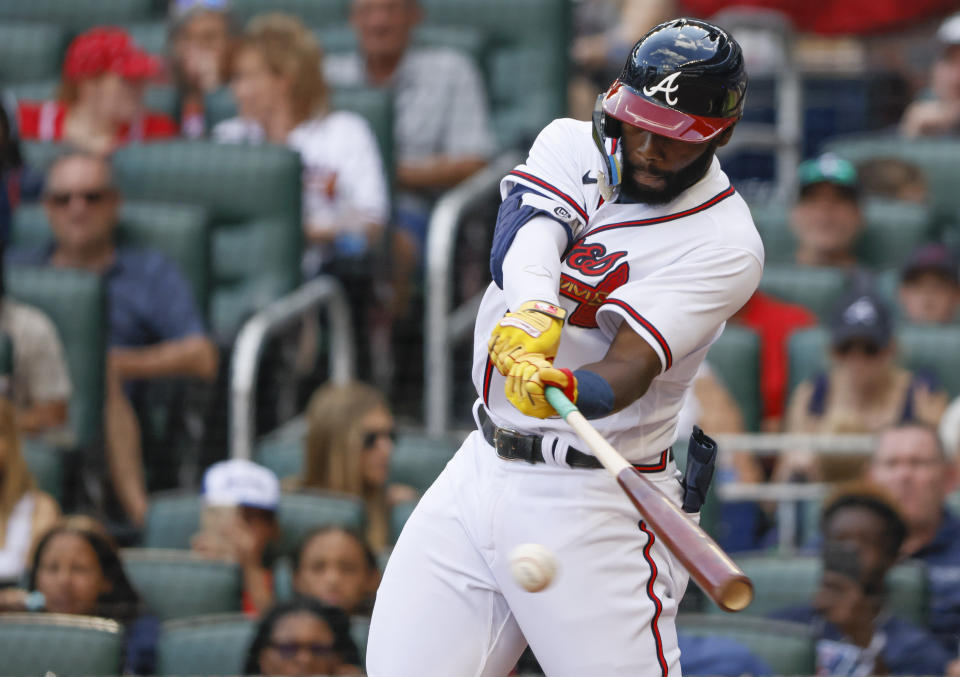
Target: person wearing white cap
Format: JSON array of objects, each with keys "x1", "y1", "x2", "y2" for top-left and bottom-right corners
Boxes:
[
  {"x1": 901, "y1": 12, "x2": 960, "y2": 137},
  {"x1": 193, "y1": 459, "x2": 280, "y2": 614}
]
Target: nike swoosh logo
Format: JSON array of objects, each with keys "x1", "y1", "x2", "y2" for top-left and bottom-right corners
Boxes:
[{"x1": 582, "y1": 171, "x2": 597, "y2": 184}]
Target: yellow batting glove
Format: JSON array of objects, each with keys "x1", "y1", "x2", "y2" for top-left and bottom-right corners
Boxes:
[
  {"x1": 488, "y1": 300, "x2": 567, "y2": 375},
  {"x1": 504, "y1": 352, "x2": 556, "y2": 418},
  {"x1": 525, "y1": 366, "x2": 578, "y2": 408}
]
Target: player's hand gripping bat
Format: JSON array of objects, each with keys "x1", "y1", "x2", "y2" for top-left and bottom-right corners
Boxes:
[{"x1": 545, "y1": 387, "x2": 753, "y2": 612}]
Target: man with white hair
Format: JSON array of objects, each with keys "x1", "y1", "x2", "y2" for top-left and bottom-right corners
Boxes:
[
  {"x1": 868, "y1": 423, "x2": 960, "y2": 651},
  {"x1": 901, "y1": 12, "x2": 960, "y2": 137}
]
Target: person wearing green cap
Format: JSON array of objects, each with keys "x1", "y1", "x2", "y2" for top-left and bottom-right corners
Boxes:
[{"x1": 789, "y1": 153, "x2": 864, "y2": 269}]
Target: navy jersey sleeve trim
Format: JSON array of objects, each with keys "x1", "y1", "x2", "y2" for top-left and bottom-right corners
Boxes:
[{"x1": 490, "y1": 185, "x2": 574, "y2": 289}]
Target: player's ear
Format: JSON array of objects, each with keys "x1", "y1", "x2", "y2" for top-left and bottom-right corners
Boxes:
[{"x1": 714, "y1": 125, "x2": 736, "y2": 148}]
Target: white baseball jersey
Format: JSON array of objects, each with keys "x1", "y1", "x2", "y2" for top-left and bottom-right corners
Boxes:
[{"x1": 473, "y1": 118, "x2": 764, "y2": 464}]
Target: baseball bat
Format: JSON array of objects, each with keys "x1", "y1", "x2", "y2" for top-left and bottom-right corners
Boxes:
[{"x1": 545, "y1": 387, "x2": 753, "y2": 613}]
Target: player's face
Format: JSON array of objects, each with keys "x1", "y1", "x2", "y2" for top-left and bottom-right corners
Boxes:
[
  {"x1": 35, "y1": 532, "x2": 110, "y2": 616},
  {"x1": 294, "y1": 530, "x2": 376, "y2": 614},
  {"x1": 790, "y1": 183, "x2": 863, "y2": 258},
  {"x1": 618, "y1": 124, "x2": 717, "y2": 205},
  {"x1": 870, "y1": 428, "x2": 950, "y2": 529},
  {"x1": 358, "y1": 405, "x2": 395, "y2": 489},
  {"x1": 258, "y1": 611, "x2": 340, "y2": 676},
  {"x1": 899, "y1": 271, "x2": 960, "y2": 324},
  {"x1": 231, "y1": 48, "x2": 286, "y2": 125},
  {"x1": 43, "y1": 156, "x2": 120, "y2": 254},
  {"x1": 352, "y1": 0, "x2": 419, "y2": 62}
]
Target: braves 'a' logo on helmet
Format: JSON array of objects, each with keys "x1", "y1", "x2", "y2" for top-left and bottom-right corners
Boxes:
[{"x1": 642, "y1": 71, "x2": 681, "y2": 106}]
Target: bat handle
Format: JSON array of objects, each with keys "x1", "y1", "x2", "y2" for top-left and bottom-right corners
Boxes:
[{"x1": 545, "y1": 386, "x2": 577, "y2": 418}]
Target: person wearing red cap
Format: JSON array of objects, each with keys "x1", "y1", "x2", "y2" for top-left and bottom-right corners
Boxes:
[{"x1": 16, "y1": 27, "x2": 176, "y2": 155}]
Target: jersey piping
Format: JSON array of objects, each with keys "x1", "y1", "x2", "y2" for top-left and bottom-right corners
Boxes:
[{"x1": 508, "y1": 170, "x2": 589, "y2": 222}]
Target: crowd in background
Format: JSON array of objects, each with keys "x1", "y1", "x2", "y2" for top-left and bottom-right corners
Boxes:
[{"x1": 1, "y1": 0, "x2": 960, "y2": 675}]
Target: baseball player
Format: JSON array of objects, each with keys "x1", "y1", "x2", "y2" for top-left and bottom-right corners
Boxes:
[{"x1": 367, "y1": 18, "x2": 763, "y2": 676}]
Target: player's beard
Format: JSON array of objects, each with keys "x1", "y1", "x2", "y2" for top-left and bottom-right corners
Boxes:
[{"x1": 619, "y1": 141, "x2": 718, "y2": 206}]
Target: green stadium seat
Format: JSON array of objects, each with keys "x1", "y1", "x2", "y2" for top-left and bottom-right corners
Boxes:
[
  {"x1": 256, "y1": 434, "x2": 303, "y2": 481},
  {"x1": 112, "y1": 141, "x2": 302, "y2": 340},
  {"x1": 788, "y1": 325, "x2": 960, "y2": 397},
  {"x1": 387, "y1": 433, "x2": 460, "y2": 494},
  {"x1": 710, "y1": 554, "x2": 930, "y2": 626},
  {"x1": 22, "y1": 438, "x2": 63, "y2": 503},
  {"x1": 125, "y1": 20, "x2": 167, "y2": 56},
  {"x1": 0, "y1": 613, "x2": 123, "y2": 677},
  {"x1": 0, "y1": 23, "x2": 65, "y2": 84},
  {"x1": 231, "y1": 0, "x2": 350, "y2": 27},
  {"x1": 760, "y1": 265, "x2": 851, "y2": 321},
  {"x1": 12, "y1": 202, "x2": 211, "y2": 319},
  {"x1": 273, "y1": 556, "x2": 295, "y2": 601},
  {"x1": 707, "y1": 325, "x2": 761, "y2": 431},
  {"x1": 748, "y1": 200, "x2": 794, "y2": 264},
  {"x1": 677, "y1": 613, "x2": 815, "y2": 676},
  {"x1": 145, "y1": 490, "x2": 366, "y2": 555},
  {"x1": 5, "y1": 265, "x2": 106, "y2": 450},
  {"x1": 0, "y1": 330, "x2": 10, "y2": 377},
  {"x1": 20, "y1": 140, "x2": 67, "y2": 173},
  {"x1": 390, "y1": 499, "x2": 417, "y2": 544},
  {"x1": 0, "y1": 0, "x2": 154, "y2": 32},
  {"x1": 156, "y1": 613, "x2": 255, "y2": 677},
  {"x1": 947, "y1": 490, "x2": 960, "y2": 516},
  {"x1": 122, "y1": 548, "x2": 242, "y2": 621},
  {"x1": 351, "y1": 615, "x2": 371, "y2": 664}
]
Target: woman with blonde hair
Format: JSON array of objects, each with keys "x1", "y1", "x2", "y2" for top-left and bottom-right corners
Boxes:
[
  {"x1": 0, "y1": 397, "x2": 59, "y2": 584},
  {"x1": 299, "y1": 382, "x2": 415, "y2": 552}
]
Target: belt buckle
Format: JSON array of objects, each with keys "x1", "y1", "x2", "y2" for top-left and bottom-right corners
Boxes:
[{"x1": 494, "y1": 426, "x2": 537, "y2": 464}]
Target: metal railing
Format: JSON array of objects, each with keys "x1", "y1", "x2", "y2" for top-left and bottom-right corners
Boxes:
[
  {"x1": 230, "y1": 276, "x2": 355, "y2": 460},
  {"x1": 424, "y1": 151, "x2": 522, "y2": 435}
]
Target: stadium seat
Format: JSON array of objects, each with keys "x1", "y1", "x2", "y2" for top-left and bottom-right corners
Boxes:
[
  {"x1": 708, "y1": 554, "x2": 930, "y2": 626},
  {"x1": 256, "y1": 433, "x2": 303, "y2": 481},
  {"x1": 0, "y1": 330, "x2": 10, "y2": 377},
  {"x1": 788, "y1": 325, "x2": 960, "y2": 397},
  {"x1": 121, "y1": 548, "x2": 242, "y2": 621},
  {"x1": 747, "y1": 200, "x2": 794, "y2": 265},
  {"x1": 273, "y1": 556, "x2": 295, "y2": 601},
  {"x1": 22, "y1": 438, "x2": 63, "y2": 503},
  {"x1": 677, "y1": 613, "x2": 815, "y2": 676},
  {"x1": 125, "y1": 20, "x2": 167, "y2": 56},
  {"x1": 759, "y1": 265, "x2": 851, "y2": 321},
  {"x1": 144, "y1": 490, "x2": 366, "y2": 555},
  {"x1": 0, "y1": 613, "x2": 123, "y2": 677},
  {"x1": 5, "y1": 265, "x2": 106, "y2": 450},
  {"x1": 230, "y1": 0, "x2": 350, "y2": 27},
  {"x1": 387, "y1": 432, "x2": 460, "y2": 493},
  {"x1": 156, "y1": 613, "x2": 255, "y2": 677},
  {"x1": 19, "y1": 140, "x2": 66, "y2": 172},
  {"x1": 707, "y1": 325, "x2": 761, "y2": 431},
  {"x1": 0, "y1": 22, "x2": 65, "y2": 84},
  {"x1": 111, "y1": 141, "x2": 302, "y2": 340},
  {"x1": 351, "y1": 615, "x2": 371, "y2": 664},
  {"x1": 0, "y1": 0, "x2": 154, "y2": 31},
  {"x1": 12, "y1": 202, "x2": 211, "y2": 319},
  {"x1": 390, "y1": 499, "x2": 418, "y2": 544}
]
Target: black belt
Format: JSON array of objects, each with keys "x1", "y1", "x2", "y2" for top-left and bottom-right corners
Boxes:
[{"x1": 478, "y1": 408, "x2": 673, "y2": 472}]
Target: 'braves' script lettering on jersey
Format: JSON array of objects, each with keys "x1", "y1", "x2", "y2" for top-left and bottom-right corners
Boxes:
[
  {"x1": 560, "y1": 262, "x2": 630, "y2": 328},
  {"x1": 566, "y1": 241, "x2": 627, "y2": 276},
  {"x1": 642, "y1": 71, "x2": 681, "y2": 106}
]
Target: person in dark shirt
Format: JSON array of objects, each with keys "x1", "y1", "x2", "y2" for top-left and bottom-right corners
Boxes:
[
  {"x1": 8, "y1": 151, "x2": 218, "y2": 527},
  {"x1": 868, "y1": 422, "x2": 960, "y2": 653},
  {"x1": 771, "y1": 483, "x2": 952, "y2": 675}
]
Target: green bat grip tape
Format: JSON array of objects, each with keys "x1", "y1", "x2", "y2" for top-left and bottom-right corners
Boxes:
[{"x1": 545, "y1": 386, "x2": 578, "y2": 418}]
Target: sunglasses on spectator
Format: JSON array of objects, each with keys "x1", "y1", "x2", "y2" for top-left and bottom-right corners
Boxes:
[
  {"x1": 268, "y1": 641, "x2": 336, "y2": 659},
  {"x1": 362, "y1": 428, "x2": 397, "y2": 449},
  {"x1": 835, "y1": 340, "x2": 883, "y2": 357},
  {"x1": 44, "y1": 189, "x2": 113, "y2": 208}
]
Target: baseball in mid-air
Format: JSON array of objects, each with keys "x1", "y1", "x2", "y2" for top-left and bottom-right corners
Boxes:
[{"x1": 509, "y1": 543, "x2": 557, "y2": 592}]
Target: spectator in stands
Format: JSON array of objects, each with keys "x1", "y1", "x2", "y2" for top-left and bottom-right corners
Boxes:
[
  {"x1": 325, "y1": 0, "x2": 496, "y2": 248},
  {"x1": 293, "y1": 526, "x2": 380, "y2": 617},
  {"x1": 16, "y1": 28, "x2": 176, "y2": 155},
  {"x1": 293, "y1": 382, "x2": 416, "y2": 552},
  {"x1": 782, "y1": 289, "x2": 947, "y2": 480},
  {"x1": 678, "y1": 633, "x2": 772, "y2": 676},
  {"x1": 0, "y1": 101, "x2": 43, "y2": 245},
  {"x1": 214, "y1": 13, "x2": 388, "y2": 281},
  {"x1": 771, "y1": 482, "x2": 952, "y2": 676},
  {"x1": 168, "y1": 0, "x2": 236, "y2": 138},
  {"x1": 855, "y1": 157, "x2": 929, "y2": 204},
  {"x1": 898, "y1": 243, "x2": 960, "y2": 325},
  {"x1": 243, "y1": 597, "x2": 362, "y2": 676},
  {"x1": 192, "y1": 459, "x2": 279, "y2": 615},
  {"x1": 731, "y1": 291, "x2": 817, "y2": 431},
  {"x1": 0, "y1": 244, "x2": 72, "y2": 435},
  {"x1": 790, "y1": 154, "x2": 864, "y2": 269},
  {"x1": 900, "y1": 13, "x2": 960, "y2": 138},
  {"x1": 867, "y1": 423, "x2": 960, "y2": 651},
  {"x1": 0, "y1": 521, "x2": 159, "y2": 674},
  {"x1": 8, "y1": 151, "x2": 218, "y2": 527},
  {"x1": 0, "y1": 398, "x2": 60, "y2": 585}
]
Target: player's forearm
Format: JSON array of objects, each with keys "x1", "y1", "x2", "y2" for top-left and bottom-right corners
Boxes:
[
  {"x1": 110, "y1": 336, "x2": 219, "y2": 382},
  {"x1": 501, "y1": 216, "x2": 567, "y2": 309},
  {"x1": 579, "y1": 322, "x2": 661, "y2": 413}
]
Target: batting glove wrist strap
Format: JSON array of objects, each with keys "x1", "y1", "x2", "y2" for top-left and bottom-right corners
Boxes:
[{"x1": 570, "y1": 369, "x2": 615, "y2": 419}]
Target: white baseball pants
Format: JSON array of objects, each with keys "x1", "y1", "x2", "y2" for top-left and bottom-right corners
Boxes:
[{"x1": 366, "y1": 428, "x2": 690, "y2": 676}]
